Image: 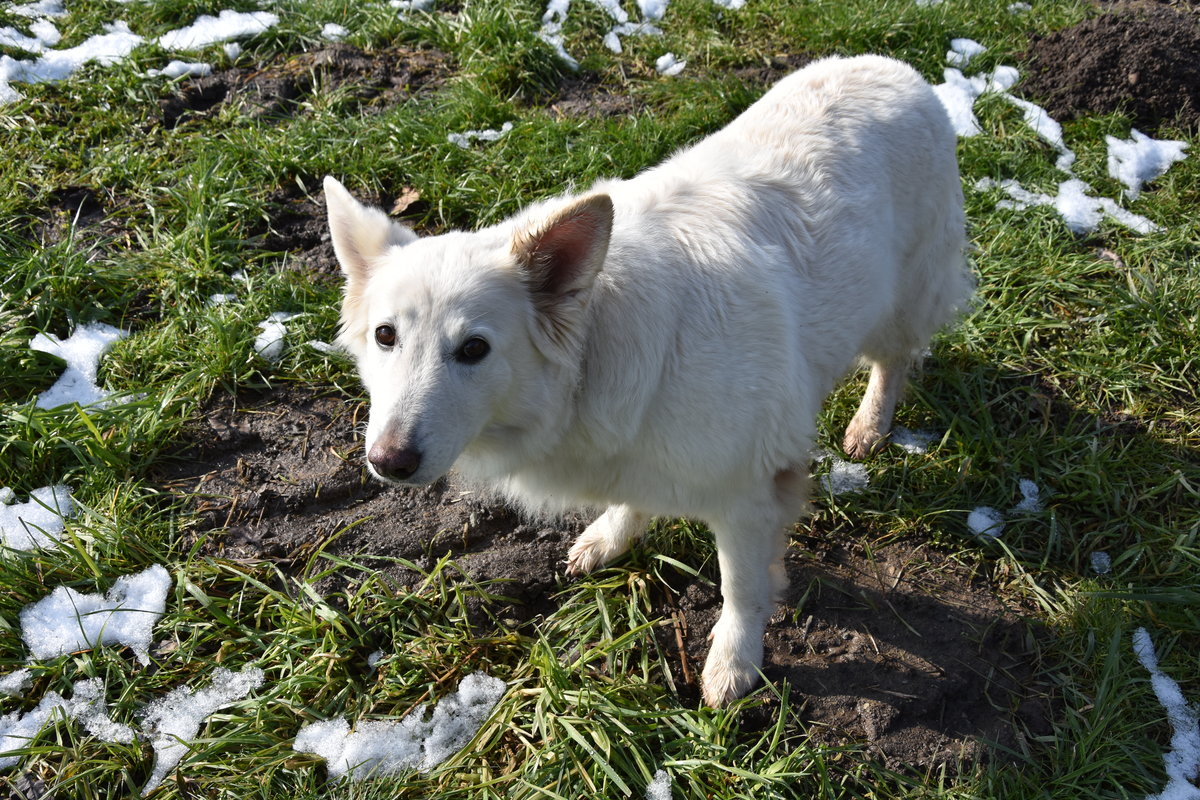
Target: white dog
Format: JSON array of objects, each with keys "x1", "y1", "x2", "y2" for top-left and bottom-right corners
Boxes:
[{"x1": 325, "y1": 55, "x2": 972, "y2": 706}]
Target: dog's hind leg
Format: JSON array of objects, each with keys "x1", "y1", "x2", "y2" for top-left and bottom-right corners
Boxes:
[
  {"x1": 565, "y1": 504, "x2": 649, "y2": 575},
  {"x1": 701, "y1": 487, "x2": 793, "y2": 707},
  {"x1": 842, "y1": 357, "x2": 908, "y2": 459}
]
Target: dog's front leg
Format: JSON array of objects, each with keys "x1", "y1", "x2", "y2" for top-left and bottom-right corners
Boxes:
[
  {"x1": 701, "y1": 501, "x2": 789, "y2": 707},
  {"x1": 565, "y1": 504, "x2": 649, "y2": 575}
]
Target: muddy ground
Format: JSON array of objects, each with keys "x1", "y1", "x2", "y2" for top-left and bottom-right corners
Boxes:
[
  {"x1": 1021, "y1": 3, "x2": 1200, "y2": 132},
  {"x1": 156, "y1": 386, "x2": 1052, "y2": 772}
]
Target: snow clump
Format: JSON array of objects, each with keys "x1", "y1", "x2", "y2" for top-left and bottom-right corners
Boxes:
[
  {"x1": 0, "y1": 670, "x2": 31, "y2": 699},
  {"x1": 1131, "y1": 628, "x2": 1200, "y2": 800},
  {"x1": 254, "y1": 312, "x2": 302, "y2": 363},
  {"x1": 158, "y1": 10, "x2": 278, "y2": 51},
  {"x1": 1105, "y1": 129, "x2": 1189, "y2": 200},
  {"x1": 29, "y1": 321, "x2": 129, "y2": 410},
  {"x1": 647, "y1": 768, "x2": 673, "y2": 800},
  {"x1": 294, "y1": 671, "x2": 506, "y2": 780},
  {"x1": 967, "y1": 506, "x2": 1005, "y2": 538},
  {"x1": 0, "y1": 485, "x2": 74, "y2": 552},
  {"x1": 147, "y1": 60, "x2": 212, "y2": 79},
  {"x1": 19, "y1": 564, "x2": 172, "y2": 665},
  {"x1": 140, "y1": 666, "x2": 266, "y2": 796},
  {"x1": 0, "y1": 678, "x2": 134, "y2": 770},
  {"x1": 946, "y1": 38, "x2": 986, "y2": 69},
  {"x1": 655, "y1": 52, "x2": 686, "y2": 76},
  {"x1": 447, "y1": 121, "x2": 513, "y2": 148}
]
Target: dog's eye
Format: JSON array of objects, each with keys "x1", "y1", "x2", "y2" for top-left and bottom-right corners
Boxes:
[
  {"x1": 455, "y1": 336, "x2": 490, "y2": 364},
  {"x1": 374, "y1": 325, "x2": 397, "y2": 349}
]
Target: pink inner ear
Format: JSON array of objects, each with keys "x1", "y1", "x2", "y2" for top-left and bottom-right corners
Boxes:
[{"x1": 530, "y1": 213, "x2": 600, "y2": 293}]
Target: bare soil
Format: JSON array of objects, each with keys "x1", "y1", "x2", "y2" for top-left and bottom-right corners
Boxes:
[
  {"x1": 158, "y1": 44, "x2": 451, "y2": 129},
  {"x1": 157, "y1": 386, "x2": 1053, "y2": 772},
  {"x1": 1020, "y1": 3, "x2": 1200, "y2": 131}
]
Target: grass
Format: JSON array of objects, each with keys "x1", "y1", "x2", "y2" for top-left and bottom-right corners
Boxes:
[{"x1": 1, "y1": 0, "x2": 1198, "y2": 798}]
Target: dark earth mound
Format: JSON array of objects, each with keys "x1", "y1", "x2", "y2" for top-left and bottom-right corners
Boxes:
[
  {"x1": 157, "y1": 386, "x2": 1052, "y2": 772},
  {"x1": 159, "y1": 44, "x2": 450, "y2": 128},
  {"x1": 1020, "y1": 4, "x2": 1200, "y2": 131}
]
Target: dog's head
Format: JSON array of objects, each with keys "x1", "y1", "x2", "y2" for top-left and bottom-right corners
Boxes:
[{"x1": 324, "y1": 176, "x2": 612, "y2": 485}]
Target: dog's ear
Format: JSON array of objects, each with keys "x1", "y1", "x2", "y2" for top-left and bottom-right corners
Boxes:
[
  {"x1": 512, "y1": 193, "x2": 613, "y2": 364},
  {"x1": 326, "y1": 177, "x2": 417, "y2": 353},
  {"x1": 324, "y1": 176, "x2": 417, "y2": 284}
]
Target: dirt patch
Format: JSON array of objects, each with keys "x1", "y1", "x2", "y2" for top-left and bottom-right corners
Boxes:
[
  {"x1": 1020, "y1": 4, "x2": 1200, "y2": 131},
  {"x1": 158, "y1": 385, "x2": 1052, "y2": 772},
  {"x1": 159, "y1": 44, "x2": 450, "y2": 128},
  {"x1": 34, "y1": 186, "x2": 133, "y2": 249},
  {"x1": 667, "y1": 537, "x2": 1051, "y2": 770}
]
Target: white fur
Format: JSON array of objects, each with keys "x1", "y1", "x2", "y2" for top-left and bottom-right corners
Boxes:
[{"x1": 326, "y1": 55, "x2": 972, "y2": 706}]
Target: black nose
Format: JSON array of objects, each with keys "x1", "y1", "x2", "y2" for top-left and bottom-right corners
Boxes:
[{"x1": 368, "y1": 442, "x2": 422, "y2": 481}]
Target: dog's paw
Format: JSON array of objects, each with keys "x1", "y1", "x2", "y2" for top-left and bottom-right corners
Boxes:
[
  {"x1": 701, "y1": 647, "x2": 762, "y2": 707},
  {"x1": 565, "y1": 529, "x2": 624, "y2": 576},
  {"x1": 842, "y1": 421, "x2": 888, "y2": 460},
  {"x1": 700, "y1": 620, "x2": 764, "y2": 707}
]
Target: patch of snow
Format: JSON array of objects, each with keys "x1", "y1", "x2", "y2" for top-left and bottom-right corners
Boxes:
[
  {"x1": 9, "y1": 0, "x2": 66, "y2": 19},
  {"x1": 208, "y1": 293, "x2": 237, "y2": 306},
  {"x1": 307, "y1": 340, "x2": 340, "y2": 355},
  {"x1": 391, "y1": 0, "x2": 436, "y2": 11},
  {"x1": 915, "y1": 0, "x2": 944, "y2": 6},
  {"x1": 947, "y1": 38, "x2": 986, "y2": 69},
  {"x1": 321, "y1": 23, "x2": 348, "y2": 42},
  {"x1": 891, "y1": 427, "x2": 937, "y2": 455},
  {"x1": 254, "y1": 311, "x2": 301, "y2": 363},
  {"x1": 0, "y1": 485, "x2": 74, "y2": 552},
  {"x1": 67, "y1": 678, "x2": 136, "y2": 744},
  {"x1": 0, "y1": 678, "x2": 132, "y2": 770},
  {"x1": 0, "y1": 691, "x2": 66, "y2": 769},
  {"x1": 367, "y1": 650, "x2": 384, "y2": 669},
  {"x1": 1011, "y1": 478, "x2": 1043, "y2": 514},
  {"x1": 1002, "y1": 94, "x2": 1076, "y2": 171},
  {"x1": 19, "y1": 564, "x2": 172, "y2": 665},
  {"x1": 29, "y1": 321, "x2": 129, "y2": 410},
  {"x1": 295, "y1": 671, "x2": 506, "y2": 779},
  {"x1": 711, "y1": 0, "x2": 746, "y2": 7},
  {"x1": 1131, "y1": 628, "x2": 1200, "y2": 800},
  {"x1": 140, "y1": 666, "x2": 265, "y2": 796},
  {"x1": 223, "y1": 42, "x2": 242, "y2": 60},
  {"x1": 647, "y1": 769, "x2": 673, "y2": 800},
  {"x1": 638, "y1": 0, "x2": 669, "y2": 22},
  {"x1": 976, "y1": 177, "x2": 1159, "y2": 235},
  {"x1": 0, "y1": 20, "x2": 144, "y2": 105},
  {"x1": 0, "y1": 18, "x2": 60, "y2": 53},
  {"x1": 159, "y1": 10, "x2": 278, "y2": 51},
  {"x1": 148, "y1": 60, "x2": 212, "y2": 79},
  {"x1": 816, "y1": 452, "x2": 869, "y2": 496},
  {"x1": 603, "y1": 21, "x2": 662, "y2": 54},
  {"x1": 0, "y1": 488, "x2": 13, "y2": 505},
  {"x1": 538, "y1": 0, "x2": 578, "y2": 70},
  {"x1": 0, "y1": 670, "x2": 31, "y2": 699},
  {"x1": 447, "y1": 121, "x2": 513, "y2": 148},
  {"x1": 1008, "y1": 2, "x2": 1032, "y2": 11},
  {"x1": 1106, "y1": 129, "x2": 1188, "y2": 200},
  {"x1": 655, "y1": 52, "x2": 685, "y2": 76},
  {"x1": 1090, "y1": 551, "x2": 1111, "y2": 575},
  {"x1": 967, "y1": 506, "x2": 1005, "y2": 538}
]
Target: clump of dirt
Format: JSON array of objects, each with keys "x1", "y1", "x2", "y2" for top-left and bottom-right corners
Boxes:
[
  {"x1": 1020, "y1": 5, "x2": 1200, "y2": 131},
  {"x1": 158, "y1": 385, "x2": 1052, "y2": 772},
  {"x1": 159, "y1": 44, "x2": 450, "y2": 128}
]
